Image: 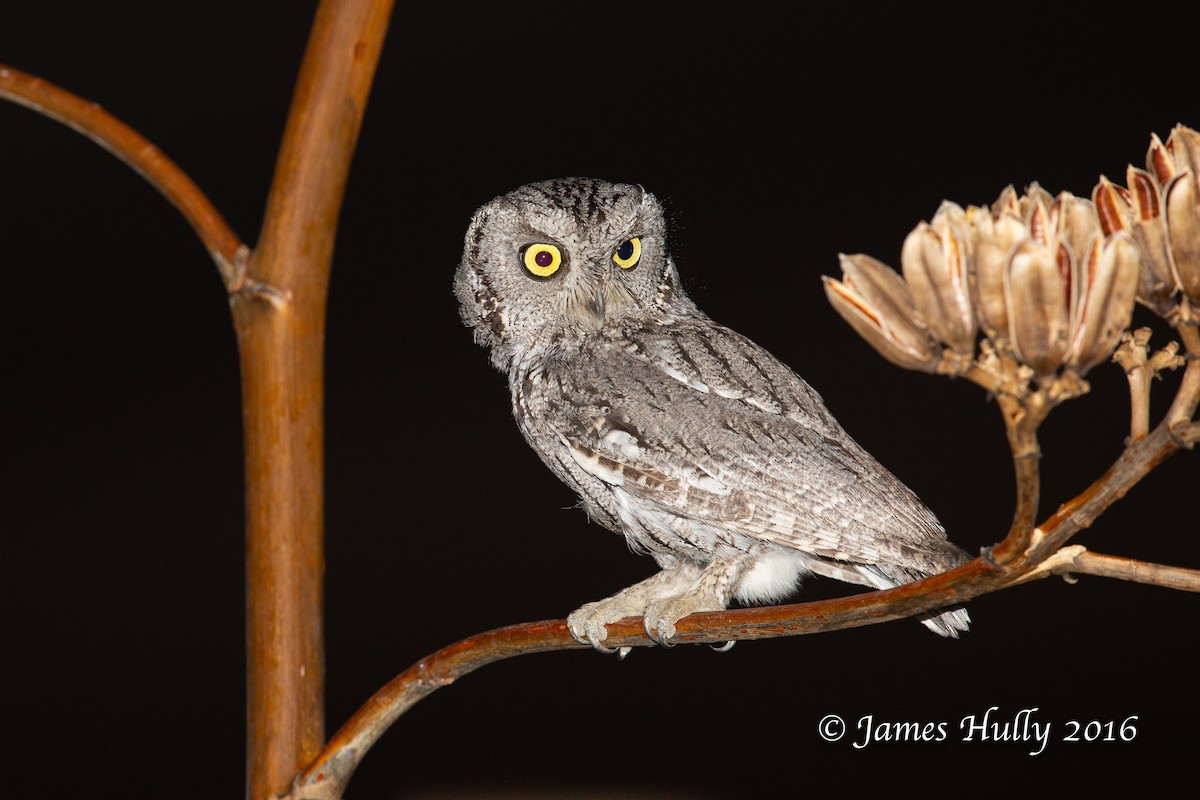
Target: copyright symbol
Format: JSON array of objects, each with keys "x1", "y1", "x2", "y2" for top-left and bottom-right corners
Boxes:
[{"x1": 818, "y1": 714, "x2": 845, "y2": 742}]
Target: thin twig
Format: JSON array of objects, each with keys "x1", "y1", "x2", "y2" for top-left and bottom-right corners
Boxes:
[
  {"x1": 1115, "y1": 329, "x2": 1154, "y2": 441},
  {"x1": 1025, "y1": 422, "x2": 1185, "y2": 564},
  {"x1": 1013, "y1": 547, "x2": 1200, "y2": 592},
  {"x1": 1175, "y1": 421, "x2": 1200, "y2": 446},
  {"x1": 988, "y1": 391, "x2": 1045, "y2": 563},
  {"x1": 1165, "y1": 325, "x2": 1200, "y2": 429},
  {"x1": 0, "y1": 64, "x2": 245, "y2": 287}
]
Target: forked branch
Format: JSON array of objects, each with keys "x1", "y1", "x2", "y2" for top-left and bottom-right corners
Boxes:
[
  {"x1": 2, "y1": 3, "x2": 394, "y2": 797},
  {"x1": 0, "y1": 64, "x2": 246, "y2": 285},
  {"x1": 1012, "y1": 547, "x2": 1200, "y2": 591}
]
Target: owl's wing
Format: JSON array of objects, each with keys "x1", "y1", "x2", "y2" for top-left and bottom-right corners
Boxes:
[
  {"x1": 617, "y1": 315, "x2": 844, "y2": 432},
  {"x1": 562, "y1": 326, "x2": 964, "y2": 573}
]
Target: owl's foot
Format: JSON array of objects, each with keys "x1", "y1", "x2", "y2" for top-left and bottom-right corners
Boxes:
[
  {"x1": 641, "y1": 588, "x2": 725, "y2": 645},
  {"x1": 567, "y1": 597, "x2": 644, "y2": 655},
  {"x1": 641, "y1": 554, "x2": 752, "y2": 644},
  {"x1": 567, "y1": 561, "x2": 704, "y2": 653},
  {"x1": 569, "y1": 556, "x2": 751, "y2": 650}
]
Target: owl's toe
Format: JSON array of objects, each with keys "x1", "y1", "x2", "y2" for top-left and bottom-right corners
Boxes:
[
  {"x1": 568, "y1": 600, "x2": 634, "y2": 655},
  {"x1": 642, "y1": 592, "x2": 724, "y2": 646}
]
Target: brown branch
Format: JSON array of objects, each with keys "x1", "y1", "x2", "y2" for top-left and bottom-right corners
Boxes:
[
  {"x1": 1013, "y1": 546, "x2": 1200, "y2": 592},
  {"x1": 988, "y1": 388, "x2": 1048, "y2": 564},
  {"x1": 0, "y1": 64, "x2": 245, "y2": 286},
  {"x1": 240, "y1": 2, "x2": 393, "y2": 799},
  {"x1": 284, "y1": 559, "x2": 1006, "y2": 799},
  {"x1": 1176, "y1": 420, "x2": 1200, "y2": 446},
  {"x1": 288, "y1": 422, "x2": 1180, "y2": 796},
  {"x1": 1114, "y1": 329, "x2": 1155, "y2": 442},
  {"x1": 1115, "y1": 328, "x2": 1187, "y2": 442},
  {"x1": 1024, "y1": 418, "x2": 1184, "y2": 564},
  {"x1": 284, "y1": 393, "x2": 1193, "y2": 799},
  {"x1": 1165, "y1": 324, "x2": 1200, "y2": 429},
  {"x1": 991, "y1": 450, "x2": 1040, "y2": 564}
]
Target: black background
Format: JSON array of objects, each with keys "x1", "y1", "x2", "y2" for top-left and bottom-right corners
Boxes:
[{"x1": 2, "y1": 3, "x2": 1197, "y2": 797}]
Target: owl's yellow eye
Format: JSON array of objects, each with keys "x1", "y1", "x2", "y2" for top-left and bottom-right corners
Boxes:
[
  {"x1": 613, "y1": 237, "x2": 641, "y2": 269},
  {"x1": 523, "y1": 243, "x2": 563, "y2": 278}
]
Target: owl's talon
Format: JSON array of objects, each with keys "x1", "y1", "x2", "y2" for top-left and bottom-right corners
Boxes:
[
  {"x1": 568, "y1": 604, "x2": 633, "y2": 655},
  {"x1": 590, "y1": 638, "x2": 620, "y2": 655},
  {"x1": 643, "y1": 590, "x2": 722, "y2": 647},
  {"x1": 570, "y1": 625, "x2": 617, "y2": 654},
  {"x1": 642, "y1": 617, "x2": 675, "y2": 647}
]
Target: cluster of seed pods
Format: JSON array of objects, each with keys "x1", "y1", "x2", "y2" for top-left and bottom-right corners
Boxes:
[{"x1": 826, "y1": 125, "x2": 1200, "y2": 384}]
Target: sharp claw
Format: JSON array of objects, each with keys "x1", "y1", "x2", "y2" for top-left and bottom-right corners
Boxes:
[
  {"x1": 642, "y1": 616, "x2": 674, "y2": 648},
  {"x1": 589, "y1": 638, "x2": 620, "y2": 655},
  {"x1": 568, "y1": 615, "x2": 627, "y2": 655}
]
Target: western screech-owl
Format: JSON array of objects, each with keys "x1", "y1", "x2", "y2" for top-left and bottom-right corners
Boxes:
[{"x1": 455, "y1": 178, "x2": 970, "y2": 651}]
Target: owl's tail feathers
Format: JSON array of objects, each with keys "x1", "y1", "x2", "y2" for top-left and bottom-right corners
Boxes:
[
  {"x1": 919, "y1": 606, "x2": 972, "y2": 638},
  {"x1": 800, "y1": 553, "x2": 972, "y2": 637},
  {"x1": 854, "y1": 562, "x2": 972, "y2": 638}
]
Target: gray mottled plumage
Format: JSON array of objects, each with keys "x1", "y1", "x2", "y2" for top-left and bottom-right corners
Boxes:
[{"x1": 455, "y1": 178, "x2": 970, "y2": 648}]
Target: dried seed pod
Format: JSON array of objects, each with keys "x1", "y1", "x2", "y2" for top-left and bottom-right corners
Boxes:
[
  {"x1": 1093, "y1": 176, "x2": 1132, "y2": 237},
  {"x1": 1026, "y1": 198, "x2": 1053, "y2": 248},
  {"x1": 1161, "y1": 125, "x2": 1200, "y2": 182},
  {"x1": 1120, "y1": 166, "x2": 1180, "y2": 315},
  {"x1": 901, "y1": 220, "x2": 976, "y2": 356},
  {"x1": 1067, "y1": 234, "x2": 1140, "y2": 373},
  {"x1": 1164, "y1": 170, "x2": 1200, "y2": 303},
  {"x1": 931, "y1": 201, "x2": 971, "y2": 249},
  {"x1": 1020, "y1": 182, "x2": 1055, "y2": 221},
  {"x1": 1139, "y1": 125, "x2": 1200, "y2": 307},
  {"x1": 968, "y1": 210, "x2": 1028, "y2": 338},
  {"x1": 824, "y1": 254, "x2": 941, "y2": 372},
  {"x1": 992, "y1": 184, "x2": 1021, "y2": 217},
  {"x1": 1049, "y1": 192, "x2": 1102, "y2": 272},
  {"x1": 1148, "y1": 132, "x2": 1178, "y2": 186},
  {"x1": 1005, "y1": 238, "x2": 1073, "y2": 379}
]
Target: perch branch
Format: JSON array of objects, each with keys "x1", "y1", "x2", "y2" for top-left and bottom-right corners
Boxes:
[
  {"x1": 284, "y1": 388, "x2": 1194, "y2": 799},
  {"x1": 284, "y1": 560, "x2": 1004, "y2": 800},
  {"x1": 239, "y1": 2, "x2": 393, "y2": 799},
  {"x1": 0, "y1": 64, "x2": 245, "y2": 287}
]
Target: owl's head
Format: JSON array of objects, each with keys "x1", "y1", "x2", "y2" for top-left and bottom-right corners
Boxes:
[{"x1": 455, "y1": 178, "x2": 692, "y2": 370}]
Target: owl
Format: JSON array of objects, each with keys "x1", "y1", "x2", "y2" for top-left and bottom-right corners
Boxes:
[{"x1": 455, "y1": 177, "x2": 971, "y2": 651}]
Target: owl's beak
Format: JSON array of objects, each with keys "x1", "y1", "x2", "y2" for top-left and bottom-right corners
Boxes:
[{"x1": 587, "y1": 286, "x2": 606, "y2": 329}]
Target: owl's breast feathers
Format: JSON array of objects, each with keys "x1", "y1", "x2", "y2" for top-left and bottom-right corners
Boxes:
[{"x1": 513, "y1": 315, "x2": 969, "y2": 576}]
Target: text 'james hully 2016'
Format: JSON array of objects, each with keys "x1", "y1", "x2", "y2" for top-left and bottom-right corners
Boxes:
[{"x1": 817, "y1": 707, "x2": 1138, "y2": 756}]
